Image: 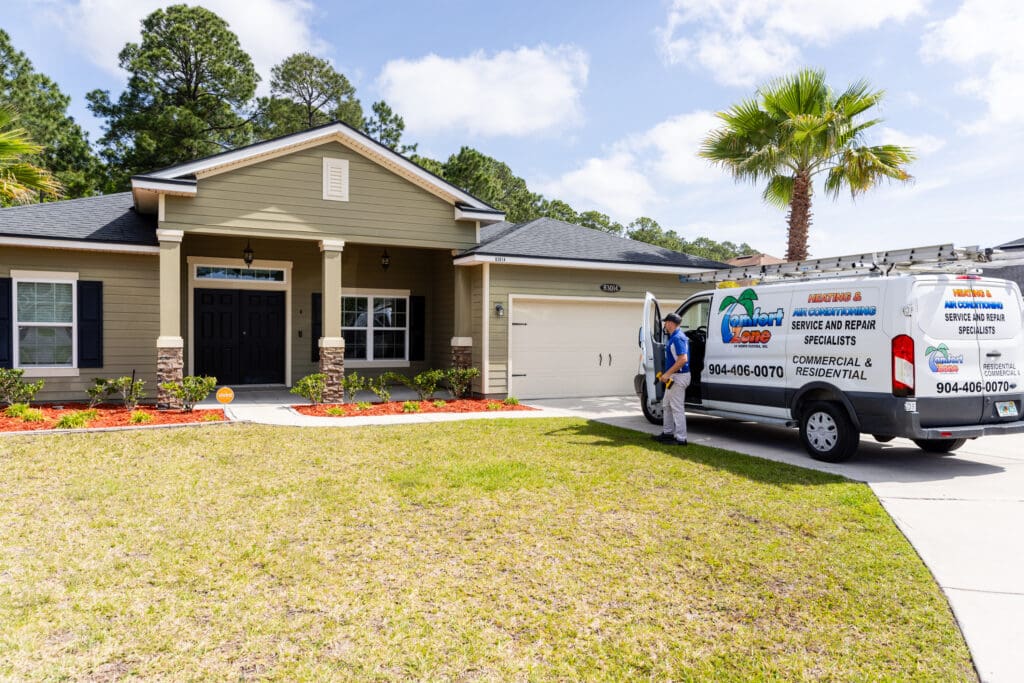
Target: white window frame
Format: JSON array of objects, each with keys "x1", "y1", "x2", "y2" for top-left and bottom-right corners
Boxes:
[
  {"x1": 341, "y1": 289, "x2": 410, "y2": 368},
  {"x1": 193, "y1": 264, "x2": 288, "y2": 284},
  {"x1": 10, "y1": 269, "x2": 80, "y2": 377}
]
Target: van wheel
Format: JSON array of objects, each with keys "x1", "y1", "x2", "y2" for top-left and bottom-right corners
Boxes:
[
  {"x1": 641, "y1": 383, "x2": 664, "y2": 426},
  {"x1": 799, "y1": 401, "x2": 858, "y2": 463},
  {"x1": 912, "y1": 438, "x2": 967, "y2": 453}
]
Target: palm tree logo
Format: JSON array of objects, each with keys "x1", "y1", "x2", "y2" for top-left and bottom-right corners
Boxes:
[
  {"x1": 719, "y1": 289, "x2": 758, "y2": 342},
  {"x1": 926, "y1": 343, "x2": 949, "y2": 372}
]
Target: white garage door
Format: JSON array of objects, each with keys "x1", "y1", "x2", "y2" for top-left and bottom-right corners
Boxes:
[{"x1": 508, "y1": 298, "x2": 643, "y2": 399}]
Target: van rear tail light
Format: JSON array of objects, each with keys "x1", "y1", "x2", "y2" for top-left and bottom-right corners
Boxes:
[{"x1": 892, "y1": 334, "x2": 915, "y2": 397}]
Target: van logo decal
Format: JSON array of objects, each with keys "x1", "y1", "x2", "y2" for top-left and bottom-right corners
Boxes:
[
  {"x1": 926, "y1": 343, "x2": 964, "y2": 373},
  {"x1": 718, "y1": 289, "x2": 784, "y2": 345}
]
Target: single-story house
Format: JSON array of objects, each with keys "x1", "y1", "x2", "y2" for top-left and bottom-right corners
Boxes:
[
  {"x1": 0, "y1": 122, "x2": 722, "y2": 405},
  {"x1": 982, "y1": 237, "x2": 1024, "y2": 293}
]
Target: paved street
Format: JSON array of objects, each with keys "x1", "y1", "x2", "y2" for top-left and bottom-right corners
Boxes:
[{"x1": 531, "y1": 396, "x2": 1024, "y2": 683}]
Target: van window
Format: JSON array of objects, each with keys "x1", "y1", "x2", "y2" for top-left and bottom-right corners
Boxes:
[{"x1": 677, "y1": 299, "x2": 710, "y2": 331}]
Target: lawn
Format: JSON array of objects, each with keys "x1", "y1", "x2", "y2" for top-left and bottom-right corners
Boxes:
[{"x1": 0, "y1": 419, "x2": 974, "y2": 680}]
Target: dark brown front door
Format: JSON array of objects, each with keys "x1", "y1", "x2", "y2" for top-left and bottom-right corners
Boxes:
[{"x1": 194, "y1": 289, "x2": 285, "y2": 385}]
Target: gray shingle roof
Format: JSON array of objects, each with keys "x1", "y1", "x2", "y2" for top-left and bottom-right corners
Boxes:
[
  {"x1": 998, "y1": 237, "x2": 1024, "y2": 250},
  {"x1": 463, "y1": 218, "x2": 726, "y2": 270},
  {"x1": 0, "y1": 193, "x2": 157, "y2": 246}
]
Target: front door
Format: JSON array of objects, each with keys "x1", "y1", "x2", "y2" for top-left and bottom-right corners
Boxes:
[{"x1": 194, "y1": 289, "x2": 285, "y2": 385}]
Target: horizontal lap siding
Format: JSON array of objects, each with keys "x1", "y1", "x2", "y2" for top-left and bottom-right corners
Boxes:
[
  {"x1": 164, "y1": 143, "x2": 476, "y2": 250},
  {"x1": 0, "y1": 248, "x2": 159, "y2": 401},
  {"x1": 486, "y1": 265, "x2": 705, "y2": 395}
]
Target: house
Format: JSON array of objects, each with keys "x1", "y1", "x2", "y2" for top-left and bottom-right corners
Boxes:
[
  {"x1": 982, "y1": 237, "x2": 1024, "y2": 292},
  {"x1": 0, "y1": 122, "x2": 723, "y2": 404},
  {"x1": 725, "y1": 252, "x2": 785, "y2": 268}
]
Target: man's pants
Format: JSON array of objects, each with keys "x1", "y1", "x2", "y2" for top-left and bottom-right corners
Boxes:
[{"x1": 662, "y1": 371, "x2": 691, "y2": 442}]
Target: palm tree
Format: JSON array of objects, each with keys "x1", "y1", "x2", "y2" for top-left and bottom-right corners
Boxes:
[
  {"x1": 0, "y1": 105, "x2": 62, "y2": 205},
  {"x1": 700, "y1": 69, "x2": 915, "y2": 261}
]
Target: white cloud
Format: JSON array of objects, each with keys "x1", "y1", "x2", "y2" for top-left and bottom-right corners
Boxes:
[
  {"x1": 921, "y1": 0, "x2": 1024, "y2": 132},
  {"x1": 540, "y1": 152, "x2": 657, "y2": 220},
  {"x1": 377, "y1": 46, "x2": 588, "y2": 137},
  {"x1": 626, "y1": 111, "x2": 722, "y2": 184},
  {"x1": 42, "y1": 0, "x2": 325, "y2": 87},
  {"x1": 877, "y1": 127, "x2": 946, "y2": 155},
  {"x1": 658, "y1": 0, "x2": 926, "y2": 86}
]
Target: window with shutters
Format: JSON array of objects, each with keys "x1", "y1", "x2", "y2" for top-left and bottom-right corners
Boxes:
[
  {"x1": 342, "y1": 295, "x2": 408, "y2": 363},
  {"x1": 12, "y1": 272, "x2": 77, "y2": 369},
  {"x1": 322, "y1": 157, "x2": 349, "y2": 201}
]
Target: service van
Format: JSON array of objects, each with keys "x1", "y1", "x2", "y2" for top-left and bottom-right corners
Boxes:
[{"x1": 636, "y1": 272, "x2": 1024, "y2": 462}]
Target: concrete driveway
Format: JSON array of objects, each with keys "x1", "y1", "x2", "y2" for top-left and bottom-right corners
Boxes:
[{"x1": 530, "y1": 395, "x2": 1024, "y2": 683}]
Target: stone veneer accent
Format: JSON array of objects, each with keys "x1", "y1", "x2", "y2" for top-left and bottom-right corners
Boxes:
[
  {"x1": 319, "y1": 346, "x2": 345, "y2": 403},
  {"x1": 156, "y1": 346, "x2": 184, "y2": 409},
  {"x1": 451, "y1": 344, "x2": 473, "y2": 370}
]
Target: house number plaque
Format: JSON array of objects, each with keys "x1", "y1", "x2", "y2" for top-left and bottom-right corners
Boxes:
[{"x1": 600, "y1": 283, "x2": 621, "y2": 293}]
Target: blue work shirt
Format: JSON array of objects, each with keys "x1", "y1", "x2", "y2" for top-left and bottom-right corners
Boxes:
[{"x1": 664, "y1": 328, "x2": 690, "y2": 374}]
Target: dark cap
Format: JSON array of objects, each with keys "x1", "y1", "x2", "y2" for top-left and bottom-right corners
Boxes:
[{"x1": 663, "y1": 313, "x2": 682, "y2": 325}]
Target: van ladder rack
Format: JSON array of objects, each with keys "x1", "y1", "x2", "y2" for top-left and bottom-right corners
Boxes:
[{"x1": 680, "y1": 243, "x2": 1022, "y2": 284}]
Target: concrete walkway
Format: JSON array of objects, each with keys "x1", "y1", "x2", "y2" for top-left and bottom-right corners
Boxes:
[{"x1": 531, "y1": 396, "x2": 1024, "y2": 683}]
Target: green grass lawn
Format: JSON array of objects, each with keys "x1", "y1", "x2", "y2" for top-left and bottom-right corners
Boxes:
[{"x1": 0, "y1": 419, "x2": 974, "y2": 680}]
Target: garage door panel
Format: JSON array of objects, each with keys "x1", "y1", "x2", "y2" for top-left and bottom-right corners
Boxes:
[{"x1": 509, "y1": 299, "x2": 642, "y2": 399}]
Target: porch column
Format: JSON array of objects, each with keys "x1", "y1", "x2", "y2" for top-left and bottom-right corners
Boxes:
[
  {"x1": 155, "y1": 229, "x2": 184, "y2": 409},
  {"x1": 319, "y1": 239, "x2": 346, "y2": 402},
  {"x1": 451, "y1": 264, "x2": 473, "y2": 369}
]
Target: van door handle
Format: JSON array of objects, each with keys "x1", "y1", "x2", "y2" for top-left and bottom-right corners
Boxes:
[{"x1": 986, "y1": 351, "x2": 1002, "y2": 358}]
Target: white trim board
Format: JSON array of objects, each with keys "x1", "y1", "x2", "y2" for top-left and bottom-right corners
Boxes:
[
  {"x1": 454, "y1": 254, "x2": 709, "y2": 275},
  {"x1": 0, "y1": 236, "x2": 160, "y2": 255}
]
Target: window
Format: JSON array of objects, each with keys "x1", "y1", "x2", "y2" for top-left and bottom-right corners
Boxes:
[
  {"x1": 195, "y1": 266, "x2": 285, "y2": 282},
  {"x1": 342, "y1": 295, "x2": 408, "y2": 361},
  {"x1": 678, "y1": 299, "x2": 711, "y2": 331},
  {"x1": 14, "y1": 278, "x2": 76, "y2": 368}
]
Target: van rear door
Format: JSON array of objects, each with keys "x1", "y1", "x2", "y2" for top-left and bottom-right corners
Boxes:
[
  {"x1": 972, "y1": 276, "x2": 1024, "y2": 423},
  {"x1": 641, "y1": 292, "x2": 665, "y2": 408}
]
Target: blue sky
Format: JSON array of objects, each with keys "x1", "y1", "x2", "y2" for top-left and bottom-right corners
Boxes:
[{"x1": 6, "y1": 0, "x2": 1023, "y2": 257}]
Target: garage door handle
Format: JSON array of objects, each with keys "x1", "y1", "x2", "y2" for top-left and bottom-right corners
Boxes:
[
  {"x1": 598, "y1": 353, "x2": 603, "y2": 366},
  {"x1": 512, "y1": 373, "x2": 527, "y2": 377},
  {"x1": 608, "y1": 353, "x2": 612, "y2": 366},
  {"x1": 512, "y1": 322, "x2": 528, "y2": 326}
]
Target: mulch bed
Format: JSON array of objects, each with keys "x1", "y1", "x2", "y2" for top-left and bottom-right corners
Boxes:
[
  {"x1": 293, "y1": 399, "x2": 536, "y2": 418},
  {"x1": 0, "y1": 403, "x2": 226, "y2": 432}
]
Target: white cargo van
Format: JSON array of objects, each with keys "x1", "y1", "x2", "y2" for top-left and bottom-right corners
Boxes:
[{"x1": 636, "y1": 272, "x2": 1024, "y2": 462}]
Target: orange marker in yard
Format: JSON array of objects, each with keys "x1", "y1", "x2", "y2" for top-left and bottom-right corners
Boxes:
[{"x1": 216, "y1": 387, "x2": 234, "y2": 404}]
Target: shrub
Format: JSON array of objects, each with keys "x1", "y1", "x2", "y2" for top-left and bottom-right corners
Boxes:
[
  {"x1": 4, "y1": 403, "x2": 29, "y2": 418},
  {"x1": 503, "y1": 396, "x2": 520, "y2": 406},
  {"x1": 342, "y1": 371, "x2": 367, "y2": 402},
  {"x1": 411, "y1": 369, "x2": 445, "y2": 401},
  {"x1": 432, "y1": 400, "x2": 447, "y2": 409},
  {"x1": 445, "y1": 367, "x2": 480, "y2": 400},
  {"x1": 160, "y1": 376, "x2": 217, "y2": 412},
  {"x1": 486, "y1": 402, "x2": 502, "y2": 411},
  {"x1": 325, "y1": 406, "x2": 346, "y2": 416},
  {"x1": 129, "y1": 410, "x2": 153, "y2": 424},
  {"x1": 402, "y1": 401, "x2": 420, "y2": 413},
  {"x1": 0, "y1": 368, "x2": 45, "y2": 406},
  {"x1": 369, "y1": 373, "x2": 398, "y2": 404},
  {"x1": 291, "y1": 373, "x2": 326, "y2": 405},
  {"x1": 20, "y1": 408, "x2": 45, "y2": 423},
  {"x1": 201, "y1": 412, "x2": 222, "y2": 422},
  {"x1": 110, "y1": 376, "x2": 146, "y2": 410},
  {"x1": 355, "y1": 402, "x2": 372, "y2": 411},
  {"x1": 55, "y1": 409, "x2": 98, "y2": 430},
  {"x1": 86, "y1": 378, "x2": 117, "y2": 408}
]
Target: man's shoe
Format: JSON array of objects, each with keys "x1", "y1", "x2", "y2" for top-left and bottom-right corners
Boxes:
[
  {"x1": 652, "y1": 433, "x2": 675, "y2": 443},
  {"x1": 674, "y1": 439, "x2": 688, "y2": 446}
]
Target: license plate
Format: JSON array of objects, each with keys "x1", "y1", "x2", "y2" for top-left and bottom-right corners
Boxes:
[{"x1": 996, "y1": 401, "x2": 1018, "y2": 417}]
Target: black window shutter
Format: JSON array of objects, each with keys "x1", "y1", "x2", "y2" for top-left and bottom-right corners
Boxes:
[
  {"x1": 0, "y1": 278, "x2": 11, "y2": 369},
  {"x1": 311, "y1": 292, "x2": 322, "y2": 363},
  {"x1": 409, "y1": 295, "x2": 426, "y2": 362},
  {"x1": 77, "y1": 281, "x2": 103, "y2": 368}
]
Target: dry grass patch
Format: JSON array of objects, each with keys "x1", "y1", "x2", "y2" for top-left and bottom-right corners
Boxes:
[{"x1": 0, "y1": 420, "x2": 975, "y2": 680}]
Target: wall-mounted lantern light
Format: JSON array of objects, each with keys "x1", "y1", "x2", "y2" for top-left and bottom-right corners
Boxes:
[
  {"x1": 381, "y1": 248, "x2": 391, "y2": 271},
  {"x1": 243, "y1": 240, "x2": 255, "y2": 268},
  {"x1": 495, "y1": 302, "x2": 504, "y2": 318}
]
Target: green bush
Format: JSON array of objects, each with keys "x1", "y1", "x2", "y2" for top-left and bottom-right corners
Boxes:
[
  {"x1": 432, "y1": 400, "x2": 447, "y2": 409},
  {"x1": 355, "y1": 402, "x2": 372, "y2": 411},
  {"x1": 342, "y1": 371, "x2": 367, "y2": 403},
  {"x1": 503, "y1": 396, "x2": 520, "y2": 406},
  {"x1": 368, "y1": 374, "x2": 394, "y2": 404},
  {"x1": 4, "y1": 403, "x2": 29, "y2": 418},
  {"x1": 55, "y1": 410, "x2": 98, "y2": 430},
  {"x1": 325, "y1": 406, "x2": 346, "y2": 416},
  {"x1": 411, "y1": 369, "x2": 445, "y2": 400},
  {"x1": 129, "y1": 410, "x2": 153, "y2": 424},
  {"x1": 486, "y1": 402, "x2": 502, "y2": 411},
  {"x1": 86, "y1": 378, "x2": 117, "y2": 408},
  {"x1": 291, "y1": 373, "x2": 326, "y2": 405},
  {"x1": 111, "y1": 376, "x2": 146, "y2": 410},
  {"x1": 160, "y1": 376, "x2": 217, "y2": 412},
  {"x1": 201, "y1": 412, "x2": 221, "y2": 422},
  {"x1": 20, "y1": 408, "x2": 45, "y2": 423},
  {"x1": 402, "y1": 401, "x2": 420, "y2": 413},
  {"x1": 445, "y1": 367, "x2": 480, "y2": 399},
  {"x1": 0, "y1": 368, "x2": 45, "y2": 406}
]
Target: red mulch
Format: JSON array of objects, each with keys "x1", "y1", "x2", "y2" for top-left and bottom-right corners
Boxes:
[
  {"x1": 0, "y1": 403, "x2": 226, "y2": 432},
  {"x1": 293, "y1": 399, "x2": 535, "y2": 418}
]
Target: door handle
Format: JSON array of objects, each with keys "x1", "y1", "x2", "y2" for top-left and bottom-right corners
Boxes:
[
  {"x1": 608, "y1": 353, "x2": 612, "y2": 366},
  {"x1": 986, "y1": 351, "x2": 1002, "y2": 358},
  {"x1": 598, "y1": 353, "x2": 603, "y2": 366}
]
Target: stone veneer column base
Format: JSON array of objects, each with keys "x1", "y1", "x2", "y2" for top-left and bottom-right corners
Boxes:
[
  {"x1": 319, "y1": 341, "x2": 346, "y2": 404},
  {"x1": 156, "y1": 346, "x2": 184, "y2": 409},
  {"x1": 450, "y1": 336, "x2": 473, "y2": 369}
]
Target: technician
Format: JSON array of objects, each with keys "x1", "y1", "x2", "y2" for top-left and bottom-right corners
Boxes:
[{"x1": 653, "y1": 312, "x2": 691, "y2": 446}]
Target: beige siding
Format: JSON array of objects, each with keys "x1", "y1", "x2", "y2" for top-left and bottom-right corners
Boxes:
[
  {"x1": 485, "y1": 264, "x2": 706, "y2": 395},
  {"x1": 164, "y1": 143, "x2": 476, "y2": 250},
  {"x1": 1, "y1": 248, "x2": 159, "y2": 401}
]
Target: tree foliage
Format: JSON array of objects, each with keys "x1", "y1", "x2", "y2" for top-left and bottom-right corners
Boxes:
[
  {"x1": 700, "y1": 68, "x2": 914, "y2": 260},
  {"x1": 0, "y1": 29, "x2": 98, "y2": 200},
  {"x1": 364, "y1": 100, "x2": 416, "y2": 154},
  {"x1": 254, "y1": 52, "x2": 362, "y2": 138},
  {"x1": 87, "y1": 4, "x2": 258, "y2": 188},
  {"x1": 434, "y1": 147, "x2": 542, "y2": 223},
  {"x1": 0, "y1": 106, "x2": 62, "y2": 204}
]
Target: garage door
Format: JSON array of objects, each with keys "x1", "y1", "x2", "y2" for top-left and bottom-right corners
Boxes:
[{"x1": 508, "y1": 299, "x2": 643, "y2": 399}]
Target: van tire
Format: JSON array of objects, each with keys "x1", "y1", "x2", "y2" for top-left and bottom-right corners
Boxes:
[
  {"x1": 912, "y1": 438, "x2": 967, "y2": 453},
  {"x1": 641, "y1": 383, "x2": 664, "y2": 426},
  {"x1": 799, "y1": 401, "x2": 858, "y2": 462}
]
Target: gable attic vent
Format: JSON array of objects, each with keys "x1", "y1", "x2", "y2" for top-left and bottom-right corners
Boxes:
[{"x1": 322, "y1": 157, "x2": 349, "y2": 202}]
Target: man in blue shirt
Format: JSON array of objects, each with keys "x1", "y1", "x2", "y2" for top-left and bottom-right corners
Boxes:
[{"x1": 653, "y1": 312, "x2": 691, "y2": 446}]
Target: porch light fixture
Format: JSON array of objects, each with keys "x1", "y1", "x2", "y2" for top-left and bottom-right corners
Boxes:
[
  {"x1": 495, "y1": 302, "x2": 504, "y2": 318},
  {"x1": 380, "y1": 248, "x2": 391, "y2": 271},
  {"x1": 242, "y1": 240, "x2": 255, "y2": 268}
]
